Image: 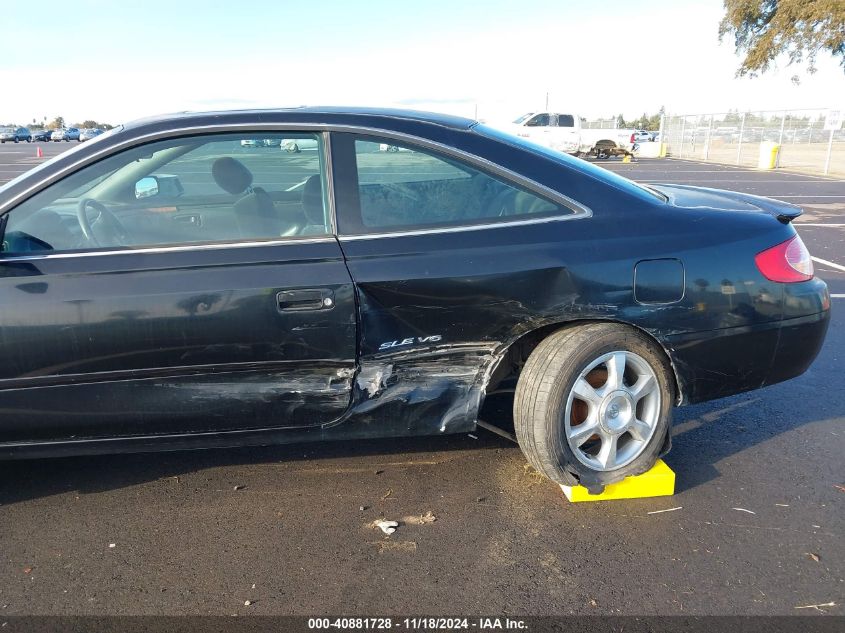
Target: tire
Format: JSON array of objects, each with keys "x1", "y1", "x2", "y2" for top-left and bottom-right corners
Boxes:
[{"x1": 514, "y1": 323, "x2": 673, "y2": 489}]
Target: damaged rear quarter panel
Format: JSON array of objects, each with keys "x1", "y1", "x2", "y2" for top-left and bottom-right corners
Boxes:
[
  {"x1": 331, "y1": 217, "x2": 662, "y2": 438},
  {"x1": 330, "y1": 198, "x2": 803, "y2": 438}
]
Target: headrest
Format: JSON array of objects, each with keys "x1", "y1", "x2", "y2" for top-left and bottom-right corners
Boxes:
[{"x1": 212, "y1": 157, "x2": 253, "y2": 195}]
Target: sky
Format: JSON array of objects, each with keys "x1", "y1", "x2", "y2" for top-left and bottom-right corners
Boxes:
[{"x1": 1, "y1": 0, "x2": 843, "y2": 126}]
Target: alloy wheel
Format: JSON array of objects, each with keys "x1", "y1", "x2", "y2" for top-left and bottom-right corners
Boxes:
[{"x1": 563, "y1": 350, "x2": 661, "y2": 472}]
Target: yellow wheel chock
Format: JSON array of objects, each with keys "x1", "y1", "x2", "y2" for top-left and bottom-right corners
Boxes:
[{"x1": 560, "y1": 459, "x2": 675, "y2": 502}]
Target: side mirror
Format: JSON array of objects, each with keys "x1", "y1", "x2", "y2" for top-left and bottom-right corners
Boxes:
[{"x1": 135, "y1": 176, "x2": 159, "y2": 200}]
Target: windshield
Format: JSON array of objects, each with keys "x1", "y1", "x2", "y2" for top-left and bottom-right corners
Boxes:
[
  {"x1": 475, "y1": 123, "x2": 667, "y2": 203},
  {"x1": 513, "y1": 113, "x2": 535, "y2": 125}
]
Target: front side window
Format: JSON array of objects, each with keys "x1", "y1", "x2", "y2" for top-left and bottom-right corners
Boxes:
[
  {"x1": 335, "y1": 135, "x2": 573, "y2": 234},
  {"x1": 1, "y1": 132, "x2": 330, "y2": 255},
  {"x1": 526, "y1": 114, "x2": 550, "y2": 127}
]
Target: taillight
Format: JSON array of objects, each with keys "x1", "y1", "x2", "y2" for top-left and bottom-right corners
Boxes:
[{"x1": 755, "y1": 235, "x2": 813, "y2": 282}]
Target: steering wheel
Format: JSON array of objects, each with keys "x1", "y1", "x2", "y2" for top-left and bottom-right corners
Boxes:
[{"x1": 77, "y1": 199, "x2": 129, "y2": 247}]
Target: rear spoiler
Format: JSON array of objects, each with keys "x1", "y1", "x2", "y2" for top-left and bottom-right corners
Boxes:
[
  {"x1": 719, "y1": 189, "x2": 803, "y2": 224},
  {"x1": 652, "y1": 183, "x2": 803, "y2": 224}
]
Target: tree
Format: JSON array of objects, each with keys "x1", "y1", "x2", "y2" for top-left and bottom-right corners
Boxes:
[
  {"x1": 719, "y1": 0, "x2": 845, "y2": 76},
  {"x1": 47, "y1": 116, "x2": 64, "y2": 130},
  {"x1": 73, "y1": 119, "x2": 113, "y2": 130}
]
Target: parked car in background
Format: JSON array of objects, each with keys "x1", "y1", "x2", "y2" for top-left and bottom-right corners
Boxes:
[
  {"x1": 632, "y1": 130, "x2": 653, "y2": 143},
  {"x1": 0, "y1": 107, "x2": 829, "y2": 491},
  {"x1": 378, "y1": 142, "x2": 411, "y2": 152},
  {"x1": 51, "y1": 127, "x2": 81, "y2": 142},
  {"x1": 240, "y1": 138, "x2": 264, "y2": 148},
  {"x1": 240, "y1": 138, "x2": 283, "y2": 148},
  {"x1": 79, "y1": 128, "x2": 104, "y2": 142},
  {"x1": 0, "y1": 127, "x2": 32, "y2": 143},
  {"x1": 31, "y1": 129, "x2": 53, "y2": 142},
  {"x1": 281, "y1": 138, "x2": 319, "y2": 152}
]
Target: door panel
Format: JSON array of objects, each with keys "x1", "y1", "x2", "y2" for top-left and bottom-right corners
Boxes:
[
  {"x1": 0, "y1": 131, "x2": 355, "y2": 443},
  {"x1": 0, "y1": 241, "x2": 356, "y2": 442}
]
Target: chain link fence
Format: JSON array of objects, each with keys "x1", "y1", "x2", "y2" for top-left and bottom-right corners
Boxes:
[
  {"x1": 583, "y1": 118, "x2": 619, "y2": 129},
  {"x1": 661, "y1": 108, "x2": 845, "y2": 177}
]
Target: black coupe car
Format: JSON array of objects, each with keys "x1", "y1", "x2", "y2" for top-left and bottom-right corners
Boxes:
[
  {"x1": 0, "y1": 108, "x2": 830, "y2": 490},
  {"x1": 31, "y1": 129, "x2": 53, "y2": 142}
]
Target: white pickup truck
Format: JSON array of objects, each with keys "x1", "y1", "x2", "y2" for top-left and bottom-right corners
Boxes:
[{"x1": 506, "y1": 112, "x2": 637, "y2": 158}]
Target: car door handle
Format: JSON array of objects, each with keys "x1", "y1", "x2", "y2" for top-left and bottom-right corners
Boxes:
[{"x1": 276, "y1": 289, "x2": 334, "y2": 312}]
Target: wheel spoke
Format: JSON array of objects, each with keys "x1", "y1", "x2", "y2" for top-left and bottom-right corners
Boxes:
[
  {"x1": 568, "y1": 419, "x2": 600, "y2": 448},
  {"x1": 572, "y1": 378, "x2": 602, "y2": 407},
  {"x1": 597, "y1": 433, "x2": 619, "y2": 469},
  {"x1": 629, "y1": 418, "x2": 652, "y2": 442},
  {"x1": 628, "y1": 374, "x2": 655, "y2": 402},
  {"x1": 606, "y1": 353, "x2": 627, "y2": 390}
]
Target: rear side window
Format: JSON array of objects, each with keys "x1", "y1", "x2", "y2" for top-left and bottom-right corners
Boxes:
[
  {"x1": 555, "y1": 114, "x2": 575, "y2": 127},
  {"x1": 333, "y1": 134, "x2": 574, "y2": 235}
]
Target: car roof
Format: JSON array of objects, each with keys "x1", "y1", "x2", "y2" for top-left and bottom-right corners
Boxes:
[{"x1": 122, "y1": 106, "x2": 478, "y2": 133}]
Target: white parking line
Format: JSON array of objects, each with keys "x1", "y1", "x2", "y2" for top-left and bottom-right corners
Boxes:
[
  {"x1": 797, "y1": 223, "x2": 845, "y2": 227},
  {"x1": 662, "y1": 158, "x2": 842, "y2": 180},
  {"x1": 812, "y1": 256, "x2": 845, "y2": 272},
  {"x1": 831, "y1": 294, "x2": 845, "y2": 298},
  {"x1": 640, "y1": 180, "x2": 839, "y2": 185}
]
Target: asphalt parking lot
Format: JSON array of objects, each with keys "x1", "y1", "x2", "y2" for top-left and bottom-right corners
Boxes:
[{"x1": 0, "y1": 145, "x2": 842, "y2": 617}]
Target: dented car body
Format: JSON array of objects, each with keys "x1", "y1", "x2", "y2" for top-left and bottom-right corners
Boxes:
[{"x1": 0, "y1": 107, "x2": 830, "y2": 462}]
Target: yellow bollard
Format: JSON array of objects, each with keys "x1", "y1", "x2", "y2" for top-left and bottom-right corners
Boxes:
[
  {"x1": 560, "y1": 459, "x2": 675, "y2": 502},
  {"x1": 757, "y1": 142, "x2": 780, "y2": 170}
]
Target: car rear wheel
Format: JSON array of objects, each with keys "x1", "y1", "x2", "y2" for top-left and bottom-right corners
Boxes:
[{"x1": 514, "y1": 323, "x2": 673, "y2": 489}]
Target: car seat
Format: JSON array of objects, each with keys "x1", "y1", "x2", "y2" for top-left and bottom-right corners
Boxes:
[
  {"x1": 300, "y1": 175, "x2": 327, "y2": 235},
  {"x1": 211, "y1": 157, "x2": 281, "y2": 238}
]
